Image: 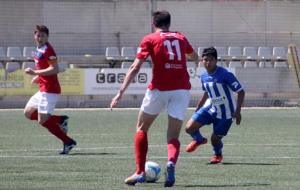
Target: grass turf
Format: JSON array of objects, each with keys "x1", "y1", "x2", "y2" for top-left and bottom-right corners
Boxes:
[{"x1": 0, "y1": 108, "x2": 299, "y2": 190}]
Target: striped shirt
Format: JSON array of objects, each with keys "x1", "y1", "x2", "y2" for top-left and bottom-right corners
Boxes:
[{"x1": 200, "y1": 66, "x2": 243, "y2": 119}]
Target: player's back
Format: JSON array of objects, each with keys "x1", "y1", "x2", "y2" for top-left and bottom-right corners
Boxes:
[{"x1": 138, "y1": 31, "x2": 193, "y2": 91}]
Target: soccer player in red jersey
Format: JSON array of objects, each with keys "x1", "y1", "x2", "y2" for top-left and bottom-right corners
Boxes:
[
  {"x1": 110, "y1": 11, "x2": 198, "y2": 187},
  {"x1": 24, "y1": 25, "x2": 76, "y2": 155}
]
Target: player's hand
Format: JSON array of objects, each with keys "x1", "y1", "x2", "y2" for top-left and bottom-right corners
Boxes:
[
  {"x1": 25, "y1": 68, "x2": 36, "y2": 75},
  {"x1": 31, "y1": 76, "x2": 39, "y2": 85},
  {"x1": 110, "y1": 92, "x2": 123, "y2": 111},
  {"x1": 232, "y1": 111, "x2": 241, "y2": 125}
]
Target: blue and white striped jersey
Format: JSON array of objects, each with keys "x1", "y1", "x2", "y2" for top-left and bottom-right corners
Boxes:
[{"x1": 200, "y1": 66, "x2": 243, "y2": 119}]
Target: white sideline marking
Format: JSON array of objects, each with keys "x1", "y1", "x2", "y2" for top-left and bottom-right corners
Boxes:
[
  {"x1": 0, "y1": 133, "x2": 113, "y2": 138},
  {"x1": 0, "y1": 155, "x2": 299, "y2": 159},
  {"x1": 0, "y1": 107, "x2": 299, "y2": 112},
  {"x1": 0, "y1": 143, "x2": 299, "y2": 153}
]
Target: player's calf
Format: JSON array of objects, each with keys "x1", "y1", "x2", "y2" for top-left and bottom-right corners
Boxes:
[{"x1": 59, "y1": 115, "x2": 69, "y2": 134}]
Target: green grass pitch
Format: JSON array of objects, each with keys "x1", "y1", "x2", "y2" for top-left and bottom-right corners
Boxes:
[{"x1": 0, "y1": 108, "x2": 299, "y2": 190}]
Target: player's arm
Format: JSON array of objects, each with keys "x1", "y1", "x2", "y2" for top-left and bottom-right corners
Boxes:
[
  {"x1": 233, "y1": 89, "x2": 245, "y2": 125},
  {"x1": 25, "y1": 63, "x2": 59, "y2": 76},
  {"x1": 184, "y1": 36, "x2": 198, "y2": 66},
  {"x1": 195, "y1": 92, "x2": 208, "y2": 112},
  {"x1": 25, "y1": 55, "x2": 59, "y2": 76},
  {"x1": 186, "y1": 51, "x2": 198, "y2": 62},
  {"x1": 110, "y1": 58, "x2": 145, "y2": 110},
  {"x1": 31, "y1": 76, "x2": 39, "y2": 85}
]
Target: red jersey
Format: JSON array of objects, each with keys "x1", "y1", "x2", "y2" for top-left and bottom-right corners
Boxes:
[
  {"x1": 137, "y1": 31, "x2": 194, "y2": 91},
  {"x1": 34, "y1": 42, "x2": 61, "y2": 94}
]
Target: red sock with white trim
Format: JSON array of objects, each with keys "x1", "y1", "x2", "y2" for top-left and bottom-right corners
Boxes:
[
  {"x1": 167, "y1": 138, "x2": 180, "y2": 164},
  {"x1": 135, "y1": 130, "x2": 148, "y2": 174}
]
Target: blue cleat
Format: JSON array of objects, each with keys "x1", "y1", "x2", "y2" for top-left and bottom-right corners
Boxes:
[
  {"x1": 60, "y1": 139, "x2": 76, "y2": 155},
  {"x1": 164, "y1": 162, "x2": 175, "y2": 187},
  {"x1": 124, "y1": 172, "x2": 146, "y2": 186},
  {"x1": 59, "y1": 115, "x2": 69, "y2": 134}
]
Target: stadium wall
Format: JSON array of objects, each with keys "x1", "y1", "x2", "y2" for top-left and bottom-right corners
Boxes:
[
  {"x1": 0, "y1": 0, "x2": 299, "y2": 55},
  {"x1": 1, "y1": 68, "x2": 299, "y2": 108}
]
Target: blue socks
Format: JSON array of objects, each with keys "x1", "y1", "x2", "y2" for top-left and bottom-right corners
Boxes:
[
  {"x1": 191, "y1": 130, "x2": 205, "y2": 143},
  {"x1": 213, "y1": 141, "x2": 223, "y2": 155}
]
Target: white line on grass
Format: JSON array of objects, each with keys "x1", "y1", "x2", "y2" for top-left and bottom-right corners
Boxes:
[
  {"x1": 1, "y1": 107, "x2": 299, "y2": 112},
  {"x1": 0, "y1": 155, "x2": 300, "y2": 159},
  {"x1": 0, "y1": 143, "x2": 299, "y2": 153}
]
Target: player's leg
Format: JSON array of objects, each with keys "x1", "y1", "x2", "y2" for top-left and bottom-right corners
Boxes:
[
  {"x1": 210, "y1": 118, "x2": 232, "y2": 164},
  {"x1": 24, "y1": 92, "x2": 40, "y2": 120},
  {"x1": 164, "y1": 90, "x2": 189, "y2": 187},
  {"x1": 24, "y1": 107, "x2": 38, "y2": 120},
  {"x1": 185, "y1": 110, "x2": 212, "y2": 152},
  {"x1": 125, "y1": 111, "x2": 158, "y2": 185},
  {"x1": 164, "y1": 115, "x2": 182, "y2": 187},
  {"x1": 37, "y1": 92, "x2": 76, "y2": 154},
  {"x1": 125, "y1": 89, "x2": 163, "y2": 185},
  {"x1": 210, "y1": 133, "x2": 223, "y2": 164}
]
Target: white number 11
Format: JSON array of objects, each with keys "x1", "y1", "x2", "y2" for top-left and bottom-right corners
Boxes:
[{"x1": 163, "y1": 40, "x2": 182, "y2": 61}]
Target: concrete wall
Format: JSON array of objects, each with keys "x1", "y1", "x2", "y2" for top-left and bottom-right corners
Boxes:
[{"x1": 0, "y1": 0, "x2": 300, "y2": 55}]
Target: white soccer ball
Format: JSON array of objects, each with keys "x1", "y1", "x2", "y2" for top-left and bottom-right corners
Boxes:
[{"x1": 145, "y1": 161, "x2": 161, "y2": 182}]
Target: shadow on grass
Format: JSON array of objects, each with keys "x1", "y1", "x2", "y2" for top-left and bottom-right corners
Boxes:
[
  {"x1": 220, "y1": 162, "x2": 281, "y2": 166},
  {"x1": 70, "y1": 152, "x2": 117, "y2": 156},
  {"x1": 134, "y1": 182, "x2": 271, "y2": 188},
  {"x1": 182, "y1": 182, "x2": 271, "y2": 188}
]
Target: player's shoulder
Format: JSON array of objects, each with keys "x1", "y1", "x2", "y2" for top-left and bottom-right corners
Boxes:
[
  {"x1": 143, "y1": 32, "x2": 158, "y2": 40},
  {"x1": 200, "y1": 70, "x2": 209, "y2": 80},
  {"x1": 217, "y1": 66, "x2": 228, "y2": 73},
  {"x1": 174, "y1": 31, "x2": 185, "y2": 37},
  {"x1": 44, "y1": 43, "x2": 56, "y2": 55},
  {"x1": 217, "y1": 66, "x2": 232, "y2": 75}
]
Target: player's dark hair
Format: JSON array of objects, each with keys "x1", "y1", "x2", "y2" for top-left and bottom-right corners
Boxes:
[
  {"x1": 152, "y1": 10, "x2": 171, "y2": 28},
  {"x1": 202, "y1": 47, "x2": 218, "y2": 60},
  {"x1": 34, "y1": 25, "x2": 49, "y2": 36}
]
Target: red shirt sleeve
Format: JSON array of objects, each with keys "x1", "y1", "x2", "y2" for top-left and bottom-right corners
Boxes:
[
  {"x1": 184, "y1": 36, "x2": 194, "y2": 54},
  {"x1": 136, "y1": 36, "x2": 151, "y2": 60},
  {"x1": 45, "y1": 47, "x2": 58, "y2": 65}
]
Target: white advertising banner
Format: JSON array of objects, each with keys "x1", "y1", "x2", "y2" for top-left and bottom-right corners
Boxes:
[
  {"x1": 84, "y1": 68, "x2": 151, "y2": 95},
  {"x1": 84, "y1": 68, "x2": 235, "y2": 95}
]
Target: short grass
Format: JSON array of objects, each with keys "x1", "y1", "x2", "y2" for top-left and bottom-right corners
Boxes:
[{"x1": 0, "y1": 108, "x2": 299, "y2": 190}]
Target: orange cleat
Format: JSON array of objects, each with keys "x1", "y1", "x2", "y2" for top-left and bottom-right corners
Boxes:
[
  {"x1": 210, "y1": 155, "x2": 223, "y2": 164},
  {"x1": 185, "y1": 138, "x2": 208, "y2": 153}
]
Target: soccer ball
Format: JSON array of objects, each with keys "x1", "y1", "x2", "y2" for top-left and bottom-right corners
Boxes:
[{"x1": 145, "y1": 161, "x2": 161, "y2": 182}]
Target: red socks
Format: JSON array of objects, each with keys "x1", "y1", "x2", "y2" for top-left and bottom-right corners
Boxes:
[
  {"x1": 42, "y1": 116, "x2": 71, "y2": 144},
  {"x1": 135, "y1": 130, "x2": 148, "y2": 174},
  {"x1": 167, "y1": 138, "x2": 180, "y2": 164}
]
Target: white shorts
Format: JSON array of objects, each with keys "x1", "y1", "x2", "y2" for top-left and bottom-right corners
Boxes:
[
  {"x1": 25, "y1": 91, "x2": 59, "y2": 114},
  {"x1": 141, "y1": 89, "x2": 190, "y2": 121}
]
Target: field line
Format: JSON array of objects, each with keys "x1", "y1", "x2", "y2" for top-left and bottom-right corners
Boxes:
[
  {"x1": 0, "y1": 155, "x2": 299, "y2": 159},
  {"x1": 0, "y1": 107, "x2": 299, "y2": 112},
  {"x1": 0, "y1": 143, "x2": 299, "y2": 153}
]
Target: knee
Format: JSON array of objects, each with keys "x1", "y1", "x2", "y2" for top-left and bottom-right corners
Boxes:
[
  {"x1": 185, "y1": 126, "x2": 193, "y2": 134},
  {"x1": 185, "y1": 120, "x2": 198, "y2": 134}
]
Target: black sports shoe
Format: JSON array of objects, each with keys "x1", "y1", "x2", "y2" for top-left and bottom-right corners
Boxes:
[
  {"x1": 59, "y1": 115, "x2": 69, "y2": 134},
  {"x1": 60, "y1": 139, "x2": 76, "y2": 155}
]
